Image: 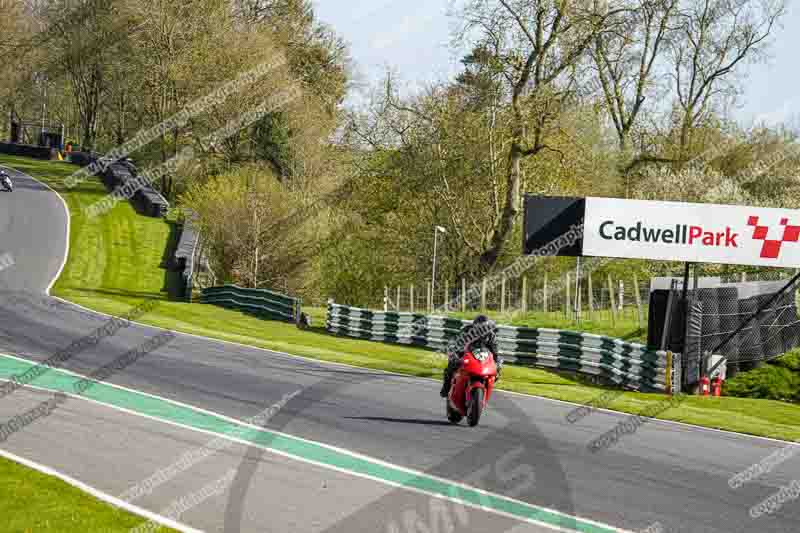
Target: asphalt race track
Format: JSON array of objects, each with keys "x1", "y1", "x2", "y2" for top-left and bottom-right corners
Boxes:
[{"x1": 1, "y1": 163, "x2": 799, "y2": 532}]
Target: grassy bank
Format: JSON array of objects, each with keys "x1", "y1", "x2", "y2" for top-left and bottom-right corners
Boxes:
[
  {"x1": 0, "y1": 454, "x2": 174, "y2": 532},
  {"x1": 447, "y1": 309, "x2": 647, "y2": 343},
  {"x1": 3, "y1": 154, "x2": 800, "y2": 446}
]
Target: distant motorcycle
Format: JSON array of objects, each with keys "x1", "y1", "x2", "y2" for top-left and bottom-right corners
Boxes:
[{"x1": 0, "y1": 171, "x2": 12, "y2": 192}]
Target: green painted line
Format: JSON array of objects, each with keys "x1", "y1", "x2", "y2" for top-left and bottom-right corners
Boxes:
[{"x1": 0, "y1": 354, "x2": 623, "y2": 533}]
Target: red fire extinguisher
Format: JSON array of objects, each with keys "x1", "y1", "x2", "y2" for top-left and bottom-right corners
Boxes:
[
  {"x1": 700, "y1": 376, "x2": 711, "y2": 396},
  {"x1": 711, "y1": 377, "x2": 722, "y2": 397}
]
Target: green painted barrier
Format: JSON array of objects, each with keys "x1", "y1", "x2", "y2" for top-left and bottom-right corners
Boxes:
[{"x1": 200, "y1": 285, "x2": 301, "y2": 323}]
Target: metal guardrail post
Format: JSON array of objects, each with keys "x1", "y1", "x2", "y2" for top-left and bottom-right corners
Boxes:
[{"x1": 660, "y1": 280, "x2": 677, "y2": 352}]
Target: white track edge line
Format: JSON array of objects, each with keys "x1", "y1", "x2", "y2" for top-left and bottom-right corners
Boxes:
[
  {"x1": 0, "y1": 447, "x2": 205, "y2": 533},
  {"x1": 0, "y1": 377, "x2": 630, "y2": 533},
  {"x1": 0, "y1": 163, "x2": 70, "y2": 295}
]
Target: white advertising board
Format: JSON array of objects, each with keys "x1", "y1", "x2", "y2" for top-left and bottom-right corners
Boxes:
[{"x1": 583, "y1": 197, "x2": 800, "y2": 268}]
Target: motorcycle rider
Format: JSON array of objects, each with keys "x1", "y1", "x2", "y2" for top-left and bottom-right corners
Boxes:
[
  {"x1": 440, "y1": 314, "x2": 503, "y2": 398},
  {"x1": 0, "y1": 170, "x2": 11, "y2": 191}
]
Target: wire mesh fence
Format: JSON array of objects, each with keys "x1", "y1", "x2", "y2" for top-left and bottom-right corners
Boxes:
[
  {"x1": 685, "y1": 272, "x2": 800, "y2": 368},
  {"x1": 384, "y1": 272, "x2": 651, "y2": 328},
  {"x1": 351, "y1": 261, "x2": 800, "y2": 376},
  {"x1": 382, "y1": 266, "x2": 799, "y2": 362}
]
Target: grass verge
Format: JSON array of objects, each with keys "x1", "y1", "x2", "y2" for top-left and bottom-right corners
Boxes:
[
  {"x1": 0, "y1": 453, "x2": 174, "y2": 532},
  {"x1": 446, "y1": 309, "x2": 647, "y2": 342},
  {"x1": 1, "y1": 156, "x2": 179, "y2": 531},
  {"x1": 3, "y1": 154, "x2": 800, "y2": 446}
]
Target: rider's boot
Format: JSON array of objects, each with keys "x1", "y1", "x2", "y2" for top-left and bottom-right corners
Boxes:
[
  {"x1": 440, "y1": 376, "x2": 450, "y2": 397},
  {"x1": 440, "y1": 367, "x2": 453, "y2": 398}
]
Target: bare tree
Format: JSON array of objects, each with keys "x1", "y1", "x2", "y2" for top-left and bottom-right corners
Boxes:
[
  {"x1": 42, "y1": 0, "x2": 134, "y2": 150},
  {"x1": 457, "y1": 0, "x2": 626, "y2": 270},
  {"x1": 593, "y1": 0, "x2": 678, "y2": 153},
  {"x1": 670, "y1": 0, "x2": 784, "y2": 157}
]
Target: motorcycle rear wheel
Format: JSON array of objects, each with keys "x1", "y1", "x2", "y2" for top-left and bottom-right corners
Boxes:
[{"x1": 467, "y1": 388, "x2": 484, "y2": 427}]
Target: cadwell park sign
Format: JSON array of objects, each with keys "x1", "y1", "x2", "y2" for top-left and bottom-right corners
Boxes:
[{"x1": 524, "y1": 195, "x2": 800, "y2": 268}]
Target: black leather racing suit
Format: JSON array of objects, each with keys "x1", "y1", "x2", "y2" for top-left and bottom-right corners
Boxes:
[{"x1": 440, "y1": 318, "x2": 502, "y2": 397}]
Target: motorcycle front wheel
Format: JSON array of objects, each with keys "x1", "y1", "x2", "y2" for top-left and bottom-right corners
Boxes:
[{"x1": 467, "y1": 388, "x2": 484, "y2": 427}]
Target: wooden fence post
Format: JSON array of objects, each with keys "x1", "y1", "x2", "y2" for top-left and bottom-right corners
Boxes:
[
  {"x1": 444, "y1": 280, "x2": 449, "y2": 312},
  {"x1": 633, "y1": 274, "x2": 644, "y2": 329},
  {"x1": 501, "y1": 277, "x2": 507, "y2": 314},
  {"x1": 544, "y1": 272, "x2": 549, "y2": 313},
  {"x1": 410, "y1": 284, "x2": 414, "y2": 313},
  {"x1": 397, "y1": 286, "x2": 401, "y2": 312},
  {"x1": 428, "y1": 282, "x2": 432, "y2": 314},
  {"x1": 522, "y1": 276, "x2": 528, "y2": 313},
  {"x1": 462, "y1": 278, "x2": 467, "y2": 313},
  {"x1": 481, "y1": 278, "x2": 488, "y2": 313},
  {"x1": 566, "y1": 273, "x2": 571, "y2": 319},
  {"x1": 587, "y1": 273, "x2": 594, "y2": 320},
  {"x1": 607, "y1": 275, "x2": 617, "y2": 325}
]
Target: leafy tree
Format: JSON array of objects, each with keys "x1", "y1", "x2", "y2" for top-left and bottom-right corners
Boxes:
[
  {"x1": 231, "y1": 0, "x2": 349, "y2": 182},
  {"x1": 180, "y1": 165, "x2": 317, "y2": 291},
  {"x1": 253, "y1": 112, "x2": 293, "y2": 181}
]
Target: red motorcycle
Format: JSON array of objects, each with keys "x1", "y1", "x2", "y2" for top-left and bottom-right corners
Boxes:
[{"x1": 446, "y1": 345, "x2": 498, "y2": 427}]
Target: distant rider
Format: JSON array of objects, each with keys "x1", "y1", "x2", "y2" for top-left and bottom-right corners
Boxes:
[
  {"x1": 440, "y1": 315, "x2": 503, "y2": 397},
  {"x1": 0, "y1": 170, "x2": 11, "y2": 191}
]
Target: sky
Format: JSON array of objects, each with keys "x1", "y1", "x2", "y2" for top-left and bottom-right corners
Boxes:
[{"x1": 314, "y1": 1, "x2": 800, "y2": 127}]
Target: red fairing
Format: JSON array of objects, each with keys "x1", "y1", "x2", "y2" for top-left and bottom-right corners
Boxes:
[
  {"x1": 447, "y1": 350, "x2": 497, "y2": 417},
  {"x1": 461, "y1": 352, "x2": 497, "y2": 378}
]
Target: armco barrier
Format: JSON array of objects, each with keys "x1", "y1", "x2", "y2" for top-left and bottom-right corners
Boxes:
[
  {"x1": 101, "y1": 161, "x2": 169, "y2": 218},
  {"x1": 326, "y1": 303, "x2": 670, "y2": 392},
  {"x1": 65, "y1": 151, "x2": 98, "y2": 167},
  {"x1": 0, "y1": 142, "x2": 56, "y2": 160},
  {"x1": 175, "y1": 210, "x2": 200, "y2": 301},
  {"x1": 200, "y1": 285, "x2": 301, "y2": 323}
]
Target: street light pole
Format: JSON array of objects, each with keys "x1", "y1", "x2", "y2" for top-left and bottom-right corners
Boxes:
[
  {"x1": 34, "y1": 72, "x2": 48, "y2": 147},
  {"x1": 432, "y1": 226, "x2": 447, "y2": 311},
  {"x1": 41, "y1": 75, "x2": 47, "y2": 146}
]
